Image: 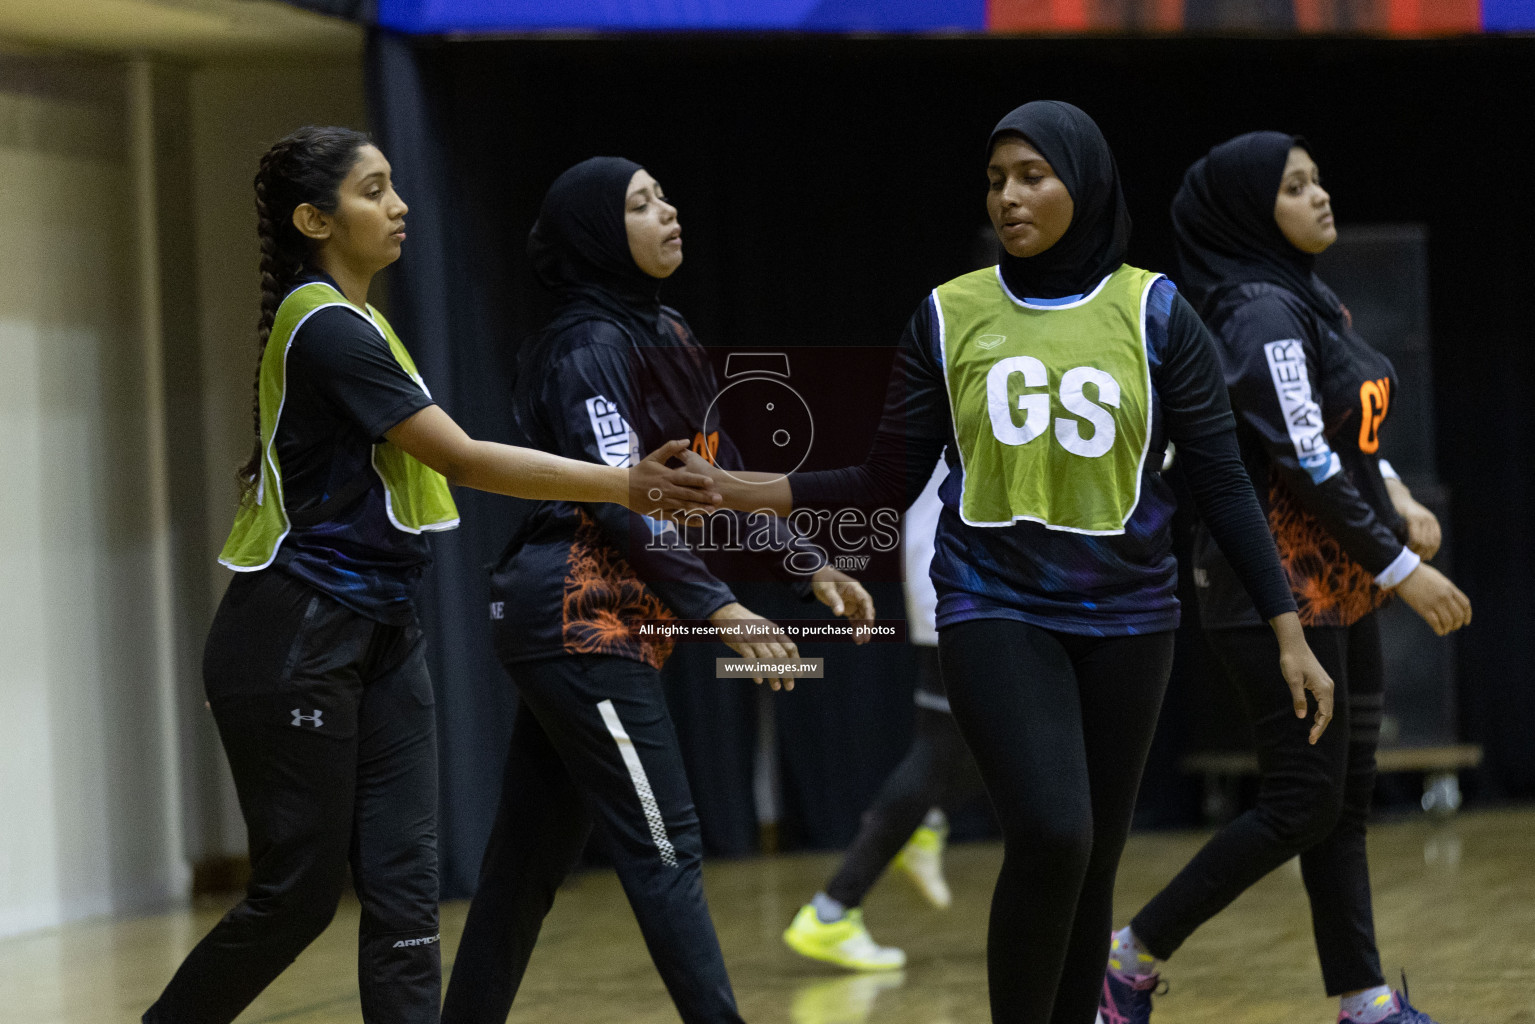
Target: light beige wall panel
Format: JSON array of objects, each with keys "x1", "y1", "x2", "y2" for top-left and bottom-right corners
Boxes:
[{"x1": 0, "y1": 64, "x2": 187, "y2": 935}]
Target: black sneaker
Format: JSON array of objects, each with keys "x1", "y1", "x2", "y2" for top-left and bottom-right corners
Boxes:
[
  {"x1": 1339, "y1": 975, "x2": 1442, "y2": 1024},
  {"x1": 1099, "y1": 969, "x2": 1158, "y2": 1024}
]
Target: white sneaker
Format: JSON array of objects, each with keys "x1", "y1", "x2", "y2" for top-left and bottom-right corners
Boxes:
[{"x1": 894, "y1": 822, "x2": 952, "y2": 909}]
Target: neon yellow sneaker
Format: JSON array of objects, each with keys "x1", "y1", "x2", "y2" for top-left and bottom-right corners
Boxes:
[
  {"x1": 783, "y1": 904, "x2": 906, "y2": 971},
  {"x1": 894, "y1": 822, "x2": 952, "y2": 909}
]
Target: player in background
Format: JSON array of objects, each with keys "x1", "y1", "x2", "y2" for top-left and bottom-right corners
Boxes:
[
  {"x1": 782, "y1": 458, "x2": 986, "y2": 971},
  {"x1": 1100, "y1": 131, "x2": 1468, "y2": 1024}
]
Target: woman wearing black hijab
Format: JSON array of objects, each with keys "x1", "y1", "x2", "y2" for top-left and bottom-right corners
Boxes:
[
  {"x1": 439, "y1": 157, "x2": 872, "y2": 1024},
  {"x1": 682, "y1": 102, "x2": 1331, "y2": 1024},
  {"x1": 1101, "y1": 132, "x2": 1467, "y2": 1024}
]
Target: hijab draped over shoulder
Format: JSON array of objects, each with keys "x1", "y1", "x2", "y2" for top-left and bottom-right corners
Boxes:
[
  {"x1": 987, "y1": 100, "x2": 1132, "y2": 300},
  {"x1": 1171, "y1": 131, "x2": 1343, "y2": 325}
]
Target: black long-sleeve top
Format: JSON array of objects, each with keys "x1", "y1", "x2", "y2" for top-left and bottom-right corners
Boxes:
[
  {"x1": 267, "y1": 272, "x2": 437, "y2": 625},
  {"x1": 792, "y1": 270, "x2": 1297, "y2": 636},
  {"x1": 491, "y1": 307, "x2": 820, "y2": 668},
  {"x1": 1192, "y1": 281, "x2": 1416, "y2": 628}
]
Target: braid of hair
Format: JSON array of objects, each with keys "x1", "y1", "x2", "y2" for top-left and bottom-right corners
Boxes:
[
  {"x1": 234, "y1": 126, "x2": 370, "y2": 500},
  {"x1": 237, "y1": 152, "x2": 297, "y2": 495}
]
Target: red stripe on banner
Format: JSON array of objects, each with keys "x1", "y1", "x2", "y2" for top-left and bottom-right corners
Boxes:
[
  {"x1": 988, "y1": 0, "x2": 1091, "y2": 31},
  {"x1": 1055, "y1": 0, "x2": 1090, "y2": 28},
  {"x1": 1386, "y1": 0, "x2": 1418, "y2": 31},
  {"x1": 1386, "y1": 0, "x2": 1479, "y2": 33},
  {"x1": 985, "y1": 0, "x2": 1478, "y2": 34},
  {"x1": 1151, "y1": 0, "x2": 1183, "y2": 30},
  {"x1": 1292, "y1": 0, "x2": 1325, "y2": 32}
]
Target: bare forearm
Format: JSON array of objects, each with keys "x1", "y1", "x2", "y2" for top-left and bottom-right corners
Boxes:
[
  {"x1": 386, "y1": 404, "x2": 621, "y2": 503},
  {"x1": 449, "y1": 440, "x2": 625, "y2": 503},
  {"x1": 1269, "y1": 610, "x2": 1305, "y2": 646},
  {"x1": 387, "y1": 406, "x2": 719, "y2": 513}
]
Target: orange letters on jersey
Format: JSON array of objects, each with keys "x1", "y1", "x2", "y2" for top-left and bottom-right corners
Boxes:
[
  {"x1": 692, "y1": 431, "x2": 719, "y2": 465},
  {"x1": 1358, "y1": 378, "x2": 1390, "y2": 453}
]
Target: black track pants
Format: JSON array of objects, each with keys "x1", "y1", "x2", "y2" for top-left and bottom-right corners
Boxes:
[
  {"x1": 145, "y1": 570, "x2": 440, "y2": 1024},
  {"x1": 441, "y1": 655, "x2": 744, "y2": 1024},
  {"x1": 1131, "y1": 615, "x2": 1385, "y2": 995},
  {"x1": 940, "y1": 618, "x2": 1174, "y2": 1024},
  {"x1": 826, "y1": 646, "x2": 985, "y2": 908}
]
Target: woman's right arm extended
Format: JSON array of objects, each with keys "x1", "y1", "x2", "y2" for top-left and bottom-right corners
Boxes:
[
  {"x1": 386, "y1": 405, "x2": 720, "y2": 515},
  {"x1": 683, "y1": 305, "x2": 950, "y2": 517}
]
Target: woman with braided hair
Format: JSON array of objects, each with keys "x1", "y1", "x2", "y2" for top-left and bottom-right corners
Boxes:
[{"x1": 142, "y1": 126, "x2": 719, "y2": 1024}]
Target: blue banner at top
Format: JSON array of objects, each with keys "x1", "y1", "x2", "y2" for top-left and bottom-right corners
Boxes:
[
  {"x1": 377, "y1": 0, "x2": 987, "y2": 33},
  {"x1": 374, "y1": 0, "x2": 1535, "y2": 34}
]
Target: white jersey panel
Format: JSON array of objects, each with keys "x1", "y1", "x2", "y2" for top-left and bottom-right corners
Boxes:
[{"x1": 901, "y1": 458, "x2": 948, "y2": 647}]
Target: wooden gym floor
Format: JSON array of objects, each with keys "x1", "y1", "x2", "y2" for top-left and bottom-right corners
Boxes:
[{"x1": 5, "y1": 807, "x2": 1532, "y2": 1024}]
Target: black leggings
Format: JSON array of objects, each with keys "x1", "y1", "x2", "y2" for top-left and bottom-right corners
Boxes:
[
  {"x1": 146, "y1": 570, "x2": 440, "y2": 1024},
  {"x1": 826, "y1": 646, "x2": 985, "y2": 907},
  {"x1": 940, "y1": 619, "x2": 1174, "y2": 1024},
  {"x1": 441, "y1": 654, "x2": 743, "y2": 1024},
  {"x1": 1131, "y1": 615, "x2": 1385, "y2": 995}
]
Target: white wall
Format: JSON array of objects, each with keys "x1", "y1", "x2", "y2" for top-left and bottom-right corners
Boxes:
[
  {"x1": 0, "y1": 42, "x2": 365, "y2": 937},
  {"x1": 0, "y1": 57, "x2": 188, "y2": 936}
]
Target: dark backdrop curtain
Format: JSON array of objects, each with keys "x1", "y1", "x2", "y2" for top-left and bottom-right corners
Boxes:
[{"x1": 366, "y1": 32, "x2": 1535, "y2": 895}]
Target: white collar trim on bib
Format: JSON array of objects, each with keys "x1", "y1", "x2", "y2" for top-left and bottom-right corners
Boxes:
[{"x1": 995, "y1": 267, "x2": 1113, "y2": 311}]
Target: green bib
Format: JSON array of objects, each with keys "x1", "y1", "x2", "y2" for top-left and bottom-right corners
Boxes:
[
  {"x1": 935, "y1": 264, "x2": 1158, "y2": 535},
  {"x1": 219, "y1": 282, "x2": 459, "y2": 571}
]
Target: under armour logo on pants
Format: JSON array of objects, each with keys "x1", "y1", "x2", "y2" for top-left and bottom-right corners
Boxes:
[{"x1": 291, "y1": 709, "x2": 323, "y2": 728}]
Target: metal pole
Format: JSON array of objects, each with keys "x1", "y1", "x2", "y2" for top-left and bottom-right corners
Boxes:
[{"x1": 128, "y1": 55, "x2": 191, "y2": 900}]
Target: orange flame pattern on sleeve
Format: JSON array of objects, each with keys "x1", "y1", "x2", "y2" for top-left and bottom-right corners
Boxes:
[
  {"x1": 1266, "y1": 470, "x2": 1390, "y2": 627},
  {"x1": 561, "y1": 510, "x2": 675, "y2": 668}
]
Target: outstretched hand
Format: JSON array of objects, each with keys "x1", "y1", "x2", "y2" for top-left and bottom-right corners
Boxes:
[
  {"x1": 1395, "y1": 564, "x2": 1472, "y2": 637},
  {"x1": 627, "y1": 440, "x2": 721, "y2": 516},
  {"x1": 710, "y1": 602, "x2": 800, "y2": 691},
  {"x1": 1271, "y1": 612, "x2": 1335, "y2": 745},
  {"x1": 810, "y1": 567, "x2": 876, "y2": 644}
]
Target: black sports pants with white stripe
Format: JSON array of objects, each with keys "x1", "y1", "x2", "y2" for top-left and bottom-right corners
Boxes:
[
  {"x1": 441, "y1": 654, "x2": 744, "y2": 1024},
  {"x1": 145, "y1": 570, "x2": 440, "y2": 1024}
]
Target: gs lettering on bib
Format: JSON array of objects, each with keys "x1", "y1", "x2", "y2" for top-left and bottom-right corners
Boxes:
[{"x1": 934, "y1": 264, "x2": 1158, "y2": 534}]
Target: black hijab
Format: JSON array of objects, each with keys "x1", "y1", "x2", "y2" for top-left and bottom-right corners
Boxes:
[
  {"x1": 527, "y1": 155, "x2": 663, "y2": 325},
  {"x1": 987, "y1": 101, "x2": 1132, "y2": 300},
  {"x1": 521, "y1": 156, "x2": 714, "y2": 426},
  {"x1": 1171, "y1": 131, "x2": 1342, "y2": 324}
]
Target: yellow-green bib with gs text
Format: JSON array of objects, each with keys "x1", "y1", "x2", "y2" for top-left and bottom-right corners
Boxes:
[{"x1": 936, "y1": 263, "x2": 1158, "y2": 535}]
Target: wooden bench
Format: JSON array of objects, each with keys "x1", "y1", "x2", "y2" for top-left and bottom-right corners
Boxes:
[{"x1": 1181, "y1": 744, "x2": 1483, "y2": 821}]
